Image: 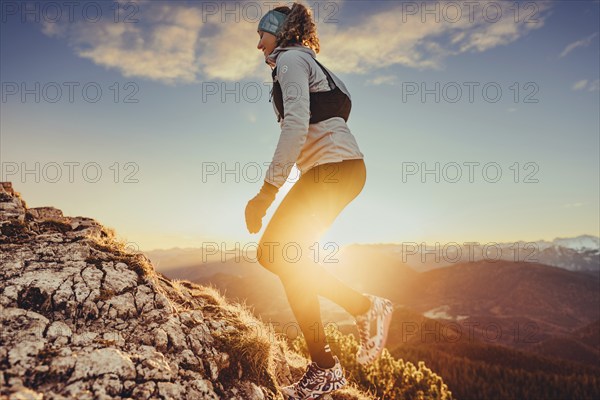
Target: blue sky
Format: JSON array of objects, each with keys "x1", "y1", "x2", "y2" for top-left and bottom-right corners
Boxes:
[{"x1": 1, "y1": 0, "x2": 599, "y2": 251}]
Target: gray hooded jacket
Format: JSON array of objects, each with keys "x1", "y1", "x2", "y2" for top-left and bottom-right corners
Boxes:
[{"x1": 264, "y1": 44, "x2": 364, "y2": 188}]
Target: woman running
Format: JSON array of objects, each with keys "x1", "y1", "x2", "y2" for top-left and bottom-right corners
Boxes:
[{"x1": 245, "y1": 3, "x2": 394, "y2": 398}]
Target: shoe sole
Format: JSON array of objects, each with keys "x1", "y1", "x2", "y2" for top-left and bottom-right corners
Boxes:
[
  {"x1": 282, "y1": 384, "x2": 346, "y2": 400},
  {"x1": 373, "y1": 302, "x2": 393, "y2": 360},
  {"x1": 357, "y1": 300, "x2": 394, "y2": 364}
]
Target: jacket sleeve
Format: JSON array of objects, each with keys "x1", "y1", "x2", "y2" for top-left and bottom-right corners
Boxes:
[{"x1": 264, "y1": 51, "x2": 311, "y2": 188}]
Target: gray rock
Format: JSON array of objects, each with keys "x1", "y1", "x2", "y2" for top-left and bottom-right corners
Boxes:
[
  {"x1": 0, "y1": 183, "x2": 336, "y2": 400},
  {"x1": 71, "y1": 348, "x2": 136, "y2": 380}
]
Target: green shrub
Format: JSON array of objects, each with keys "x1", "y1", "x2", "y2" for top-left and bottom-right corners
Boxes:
[{"x1": 291, "y1": 324, "x2": 453, "y2": 400}]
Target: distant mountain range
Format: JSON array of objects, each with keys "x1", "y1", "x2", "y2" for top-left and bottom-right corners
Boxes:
[
  {"x1": 145, "y1": 235, "x2": 599, "y2": 275},
  {"x1": 550, "y1": 235, "x2": 599, "y2": 251},
  {"x1": 334, "y1": 234, "x2": 600, "y2": 273}
]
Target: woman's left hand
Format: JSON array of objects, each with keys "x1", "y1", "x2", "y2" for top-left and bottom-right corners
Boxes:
[{"x1": 245, "y1": 182, "x2": 278, "y2": 233}]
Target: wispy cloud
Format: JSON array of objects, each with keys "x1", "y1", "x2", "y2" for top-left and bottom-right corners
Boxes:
[
  {"x1": 40, "y1": 0, "x2": 553, "y2": 84},
  {"x1": 573, "y1": 80, "x2": 589, "y2": 90},
  {"x1": 563, "y1": 202, "x2": 584, "y2": 208},
  {"x1": 559, "y1": 32, "x2": 598, "y2": 58},
  {"x1": 366, "y1": 75, "x2": 397, "y2": 86},
  {"x1": 572, "y1": 79, "x2": 600, "y2": 91},
  {"x1": 246, "y1": 112, "x2": 257, "y2": 123},
  {"x1": 314, "y1": 0, "x2": 552, "y2": 74},
  {"x1": 41, "y1": 1, "x2": 206, "y2": 85}
]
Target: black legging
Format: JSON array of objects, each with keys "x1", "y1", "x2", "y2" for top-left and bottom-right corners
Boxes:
[{"x1": 257, "y1": 158, "x2": 370, "y2": 364}]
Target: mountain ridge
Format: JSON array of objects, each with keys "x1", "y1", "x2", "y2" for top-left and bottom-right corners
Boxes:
[
  {"x1": 0, "y1": 182, "x2": 381, "y2": 399},
  {"x1": 145, "y1": 234, "x2": 600, "y2": 275}
]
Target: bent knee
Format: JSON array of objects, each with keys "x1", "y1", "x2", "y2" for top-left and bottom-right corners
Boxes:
[
  {"x1": 256, "y1": 238, "x2": 302, "y2": 277},
  {"x1": 256, "y1": 238, "x2": 279, "y2": 272}
]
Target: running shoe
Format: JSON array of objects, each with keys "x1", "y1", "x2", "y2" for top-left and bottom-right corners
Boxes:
[
  {"x1": 280, "y1": 355, "x2": 347, "y2": 399},
  {"x1": 354, "y1": 293, "x2": 394, "y2": 365}
]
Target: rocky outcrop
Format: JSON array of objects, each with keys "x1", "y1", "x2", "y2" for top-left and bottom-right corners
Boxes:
[{"x1": 0, "y1": 183, "x2": 372, "y2": 399}]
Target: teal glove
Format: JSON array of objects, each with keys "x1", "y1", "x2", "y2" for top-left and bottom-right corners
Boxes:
[{"x1": 245, "y1": 181, "x2": 279, "y2": 234}]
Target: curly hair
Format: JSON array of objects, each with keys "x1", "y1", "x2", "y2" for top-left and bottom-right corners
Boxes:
[{"x1": 274, "y1": 3, "x2": 320, "y2": 53}]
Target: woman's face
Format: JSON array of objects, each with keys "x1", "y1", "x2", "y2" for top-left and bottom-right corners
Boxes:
[{"x1": 257, "y1": 30, "x2": 277, "y2": 59}]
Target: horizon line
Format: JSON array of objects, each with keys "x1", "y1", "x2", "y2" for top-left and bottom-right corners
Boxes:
[{"x1": 139, "y1": 233, "x2": 600, "y2": 253}]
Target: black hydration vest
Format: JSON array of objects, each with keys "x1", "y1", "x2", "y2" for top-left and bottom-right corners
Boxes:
[{"x1": 269, "y1": 57, "x2": 351, "y2": 124}]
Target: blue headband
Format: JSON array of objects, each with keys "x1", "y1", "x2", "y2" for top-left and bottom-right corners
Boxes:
[{"x1": 258, "y1": 10, "x2": 288, "y2": 36}]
